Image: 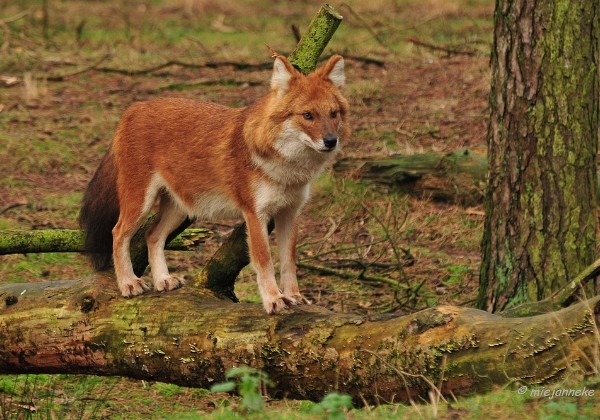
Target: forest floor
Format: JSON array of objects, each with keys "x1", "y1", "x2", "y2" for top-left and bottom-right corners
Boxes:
[{"x1": 1, "y1": 0, "x2": 598, "y2": 418}]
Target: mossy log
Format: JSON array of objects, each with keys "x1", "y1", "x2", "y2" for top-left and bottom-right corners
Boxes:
[
  {"x1": 334, "y1": 149, "x2": 487, "y2": 206},
  {"x1": 0, "y1": 228, "x2": 210, "y2": 255},
  {"x1": 334, "y1": 149, "x2": 600, "y2": 206},
  {"x1": 1, "y1": 274, "x2": 599, "y2": 404}
]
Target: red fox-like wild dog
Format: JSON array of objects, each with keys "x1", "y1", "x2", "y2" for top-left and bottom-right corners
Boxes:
[{"x1": 79, "y1": 54, "x2": 349, "y2": 314}]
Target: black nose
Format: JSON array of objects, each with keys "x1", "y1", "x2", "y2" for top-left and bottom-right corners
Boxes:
[{"x1": 323, "y1": 134, "x2": 338, "y2": 149}]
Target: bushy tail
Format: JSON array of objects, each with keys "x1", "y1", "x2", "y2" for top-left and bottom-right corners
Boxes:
[{"x1": 79, "y1": 149, "x2": 119, "y2": 271}]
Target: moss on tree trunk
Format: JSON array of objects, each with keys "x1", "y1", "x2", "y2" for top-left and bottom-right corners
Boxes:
[{"x1": 479, "y1": 0, "x2": 599, "y2": 312}]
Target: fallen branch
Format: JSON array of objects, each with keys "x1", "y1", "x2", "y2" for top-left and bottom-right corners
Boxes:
[
  {"x1": 334, "y1": 149, "x2": 487, "y2": 206},
  {"x1": 335, "y1": 149, "x2": 600, "y2": 205},
  {"x1": 44, "y1": 54, "x2": 384, "y2": 84},
  {"x1": 155, "y1": 78, "x2": 263, "y2": 93},
  {"x1": 406, "y1": 37, "x2": 478, "y2": 56},
  {"x1": 297, "y1": 260, "x2": 409, "y2": 291},
  {"x1": 45, "y1": 59, "x2": 274, "y2": 82},
  {"x1": 0, "y1": 9, "x2": 31, "y2": 52},
  {"x1": 0, "y1": 9, "x2": 31, "y2": 24},
  {"x1": 45, "y1": 53, "x2": 111, "y2": 81},
  {"x1": 339, "y1": 3, "x2": 391, "y2": 51},
  {"x1": 343, "y1": 54, "x2": 386, "y2": 67}
]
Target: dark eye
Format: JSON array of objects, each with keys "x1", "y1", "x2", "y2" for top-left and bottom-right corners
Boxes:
[
  {"x1": 303, "y1": 112, "x2": 313, "y2": 120},
  {"x1": 330, "y1": 110, "x2": 338, "y2": 118}
]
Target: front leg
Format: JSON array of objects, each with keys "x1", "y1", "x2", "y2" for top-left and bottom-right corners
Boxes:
[
  {"x1": 275, "y1": 206, "x2": 309, "y2": 305},
  {"x1": 244, "y1": 211, "x2": 290, "y2": 314}
]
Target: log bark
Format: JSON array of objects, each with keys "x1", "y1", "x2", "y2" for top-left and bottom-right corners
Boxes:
[{"x1": 1, "y1": 275, "x2": 599, "y2": 404}]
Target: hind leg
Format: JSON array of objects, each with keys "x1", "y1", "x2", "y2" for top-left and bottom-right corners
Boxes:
[
  {"x1": 113, "y1": 215, "x2": 151, "y2": 297},
  {"x1": 146, "y1": 194, "x2": 187, "y2": 292},
  {"x1": 112, "y1": 180, "x2": 158, "y2": 297}
]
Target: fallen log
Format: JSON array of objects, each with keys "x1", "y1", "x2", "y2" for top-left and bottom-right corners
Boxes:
[
  {"x1": 1, "y1": 274, "x2": 598, "y2": 404},
  {"x1": 335, "y1": 149, "x2": 600, "y2": 206},
  {"x1": 334, "y1": 149, "x2": 487, "y2": 206}
]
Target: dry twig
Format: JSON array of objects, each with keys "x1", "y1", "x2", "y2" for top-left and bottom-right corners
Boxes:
[
  {"x1": 406, "y1": 37, "x2": 477, "y2": 56},
  {"x1": 297, "y1": 260, "x2": 409, "y2": 291}
]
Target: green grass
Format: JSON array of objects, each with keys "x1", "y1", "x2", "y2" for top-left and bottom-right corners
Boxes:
[
  {"x1": 2, "y1": 373, "x2": 599, "y2": 419},
  {"x1": 0, "y1": 253, "x2": 89, "y2": 283},
  {"x1": 151, "y1": 382, "x2": 183, "y2": 398}
]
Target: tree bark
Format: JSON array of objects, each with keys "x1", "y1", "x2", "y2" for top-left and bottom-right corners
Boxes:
[
  {"x1": 1, "y1": 275, "x2": 599, "y2": 405},
  {"x1": 479, "y1": 0, "x2": 599, "y2": 312}
]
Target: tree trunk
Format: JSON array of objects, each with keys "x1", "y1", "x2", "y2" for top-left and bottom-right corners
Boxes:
[
  {"x1": 479, "y1": 0, "x2": 599, "y2": 312},
  {"x1": 1, "y1": 274, "x2": 599, "y2": 405}
]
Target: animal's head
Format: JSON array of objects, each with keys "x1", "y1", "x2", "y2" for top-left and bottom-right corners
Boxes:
[{"x1": 268, "y1": 54, "x2": 350, "y2": 157}]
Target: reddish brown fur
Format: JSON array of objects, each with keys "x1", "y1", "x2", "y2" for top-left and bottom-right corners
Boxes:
[{"x1": 80, "y1": 55, "x2": 349, "y2": 313}]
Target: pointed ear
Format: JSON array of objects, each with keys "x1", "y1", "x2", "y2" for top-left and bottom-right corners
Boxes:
[
  {"x1": 319, "y1": 55, "x2": 345, "y2": 88},
  {"x1": 270, "y1": 55, "x2": 296, "y2": 95}
]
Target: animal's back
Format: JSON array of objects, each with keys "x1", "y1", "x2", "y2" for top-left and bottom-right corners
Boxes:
[
  {"x1": 113, "y1": 98, "x2": 249, "y2": 212},
  {"x1": 114, "y1": 98, "x2": 241, "y2": 163}
]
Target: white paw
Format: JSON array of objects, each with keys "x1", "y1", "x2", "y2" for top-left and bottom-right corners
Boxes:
[
  {"x1": 154, "y1": 275, "x2": 185, "y2": 292},
  {"x1": 262, "y1": 293, "x2": 292, "y2": 314},
  {"x1": 119, "y1": 277, "x2": 151, "y2": 297},
  {"x1": 284, "y1": 293, "x2": 311, "y2": 306}
]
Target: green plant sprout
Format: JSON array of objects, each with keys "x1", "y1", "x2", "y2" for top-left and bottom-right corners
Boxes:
[{"x1": 210, "y1": 366, "x2": 274, "y2": 412}]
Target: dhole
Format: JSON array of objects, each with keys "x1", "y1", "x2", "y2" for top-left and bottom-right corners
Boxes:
[{"x1": 79, "y1": 54, "x2": 349, "y2": 314}]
